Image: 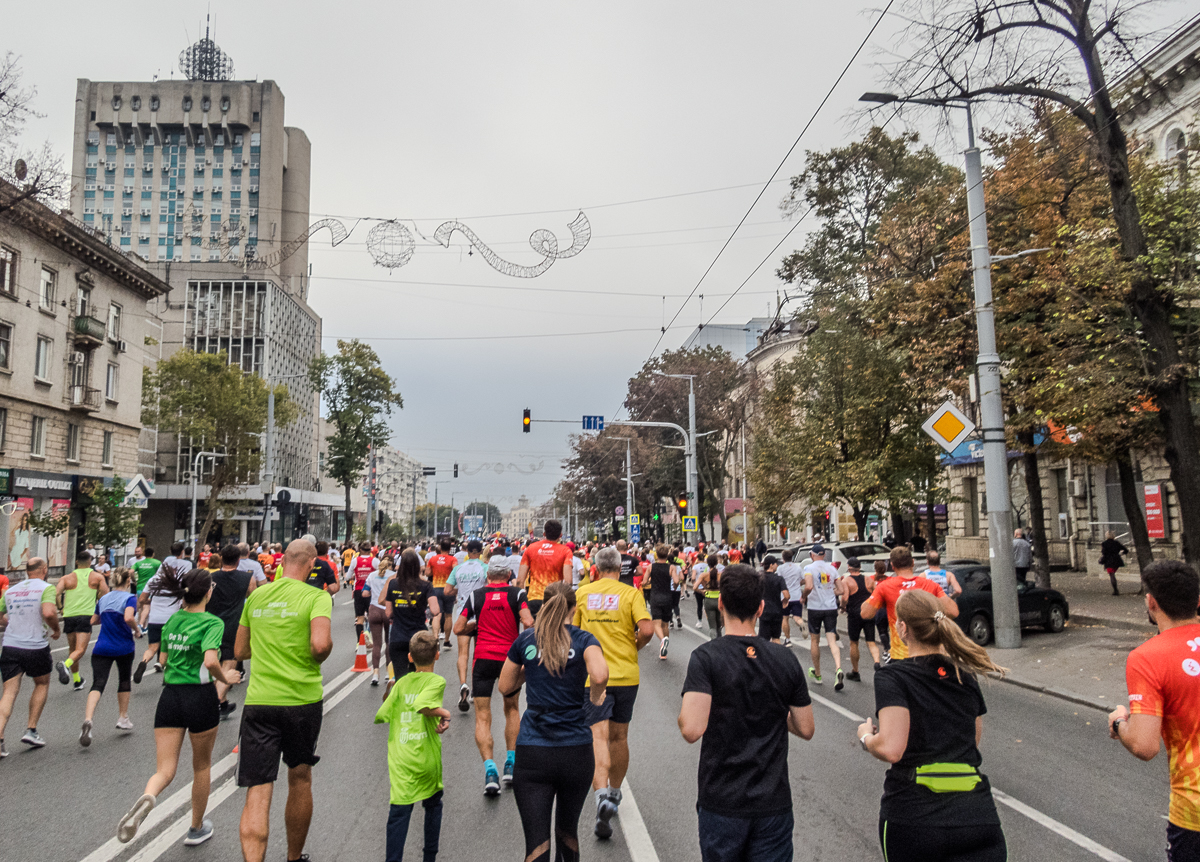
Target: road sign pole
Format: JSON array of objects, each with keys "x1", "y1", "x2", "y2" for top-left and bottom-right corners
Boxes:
[{"x1": 625, "y1": 439, "x2": 633, "y2": 541}]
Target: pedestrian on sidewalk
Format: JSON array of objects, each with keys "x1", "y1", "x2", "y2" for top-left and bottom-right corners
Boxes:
[
  {"x1": 1108, "y1": 560, "x2": 1200, "y2": 860},
  {"x1": 1099, "y1": 532, "x2": 1130, "y2": 596},
  {"x1": 856, "y1": 589, "x2": 1008, "y2": 861},
  {"x1": 1012, "y1": 530, "x2": 1033, "y2": 582},
  {"x1": 376, "y1": 630, "x2": 450, "y2": 862},
  {"x1": 678, "y1": 563, "x2": 814, "y2": 862},
  {"x1": 0, "y1": 557, "x2": 60, "y2": 754}
]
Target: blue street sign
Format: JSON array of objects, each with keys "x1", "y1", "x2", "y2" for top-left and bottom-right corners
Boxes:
[
  {"x1": 682, "y1": 516, "x2": 698, "y2": 533},
  {"x1": 582, "y1": 415, "x2": 605, "y2": 431},
  {"x1": 630, "y1": 524, "x2": 641, "y2": 542}
]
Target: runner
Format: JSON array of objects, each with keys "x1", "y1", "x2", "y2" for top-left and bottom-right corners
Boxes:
[
  {"x1": 444, "y1": 540, "x2": 490, "y2": 711},
  {"x1": 1108, "y1": 560, "x2": 1200, "y2": 859},
  {"x1": 856, "y1": 589, "x2": 1008, "y2": 861},
  {"x1": 205, "y1": 545, "x2": 256, "y2": 719},
  {"x1": 116, "y1": 566, "x2": 239, "y2": 848},
  {"x1": 777, "y1": 549, "x2": 805, "y2": 647},
  {"x1": 859, "y1": 547, "x2": 958, "y2": 662},
  {"x1": 842, "y1": 557, "x2": 881, "y2": 679},
  {"x1": 921, "y1": 550, "x2": 962, "y2": 598},
  {"x1": 364, "y1": 558, "x2": 394, "y2": 687},
  {"x1": 506, "y1": 542, "x2": 523, "y2": 580},
  {"x1": 351, "y1": 542, "x2": 379, "y2": 643},
  {"x1": 0, "y1": 557, "x2": 60, "y2": 754},
  {"x1": 616, "y1": 539, "x2": 638, "y2": 587},
  {"x1": 80, "y1": 566, "x2": 141, "y2": 745},
  {"x1": 873, "y1": 560, "x2": 892, "y2": 661},
  {"x1": 305, "y1": 539, "x2": 340, "y2": 596},
  {"x1": 384, "y1": 549, "x2": 441, "y2": 682},
  {"x1": 234, "y1": 539, "x2": 333, "y2": 862},
  {"x1": 425, "y1": 540, "x2": 458, "y2": 652},
  {"x1": 802, "y1": 543, "x2": 846, "y2": 690},
  {"x1": 699, "y1": 553, "x2": 723, "y2": 640},
  {"x1": 670, "y1": 546, "x2": 685, "y2": 629},
  {"x1": 238, "y1": 542, "x2": 267, "y2": 586},
  {"x1": 56, "y1": 551, "x2": 109, "y2": 691},
  {"x1": 517, "y1": 520, "x2": 573, "y2": 617},
  {"x1": 759, "y1": 555, "x2": 789, "y2": 645},
  {"x1": 573, "y1": 546, "x2": 653, "y2": 838},
  {"x1": 691, "y1": 553, "x2": 710, "y2": 629},
  {"x1": 454, "y1": 556, "x2": 533, "y2": 795},
  {"x1": 134, "y1": 554, "x2": 188, "y2": 683},
  {"x1": 647, "y1": 544, "x2": 679, "y2": 659},
  {"x1": 499, "y1": 582, "x2": 609, "y2": 862}
]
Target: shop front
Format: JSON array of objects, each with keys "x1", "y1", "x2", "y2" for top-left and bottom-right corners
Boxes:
[{"x1": 1, "y1": 468, "x2": 77, "y2": 577}]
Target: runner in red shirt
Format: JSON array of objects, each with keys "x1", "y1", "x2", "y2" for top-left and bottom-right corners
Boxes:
[
  {"x1": 518, "y1": 520, "x2": 574, "y2": 616},
  {"x1": 859, "y1": 546, "x2": 958, "y2": 661},
  {"x1": 425, "y1": 540, "x2": 459, "y2": 651},
  {"x1": 351, "y1": 542, "x2": 378, "y2": 643},
  {"x1": 1110, "y1": 560, "x2": 1200, "y2": 858}
]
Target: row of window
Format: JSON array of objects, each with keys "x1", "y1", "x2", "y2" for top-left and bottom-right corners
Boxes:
[
  {"x1": 0, "y1": 407, "x2": 115, "y2": 466},
  {"x1": 15, "y1": 326, "x2": 120, "y2": 399},
  {"x1": 88, "y1": 130, "x2": 262, "y2": 147}
]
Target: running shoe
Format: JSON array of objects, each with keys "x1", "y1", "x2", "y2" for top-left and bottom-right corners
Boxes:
[
  {"x1": 484, "y1": 762, "x2": 500, "y2": 797},
  {"x1": 80, "y1": 719, "x2": 93, "y2": 747},
  {"x1": 503, "y1": 758, "x2": 514, "y2": 787},
  {"x1": 0, "y1": 740, "x2": 7, "y2": 758},
  {"x1": 183, "y1": 819, "x2": 214, "y2": 846},
  {"x1": 458, "y1": 684, "x2": 471, "y2": 713},
  {"x1": 20, "y1": 729, "x2": 45, "y2": 747},
  {"x1": 880, "y1": 649, "x2": 891, "y2": 663},
  {"x1": 55, "y1": 660, "x2": 71, "y2": 685},
  {"x1": 782, "y1": 637, "x2": 792, "y2": 647},
  {"x1": 370, "y1": 671, "x2": 380, "y2": 687},
  {"x1": 117, "y1": 793, "x2": 156, "y2": 843},
  {"x1": 133, "y1": 659, "x2": 148, "y2": 684},
  {"x1": 695, "y1": 619, "x2": 704, "y2": 628},
  {"x1": 73, "y1": 678, "x2": 87, "y2": 692},
  {"x1": 595, "y1": 794, "x2": 618, "y2": 840},
  {"x1": 153, "y1": 661, "x2": 163, "y2": 673},
  {"x1": 116, "y1": 716, "x2": 134, "y2": 731},
  {"x1": 846, "y1": 671, "x2": 862, "y2": 682},
  {"x1": 219, "y1": 701, "x2": 237, "y2": 720},
  {"x1": 807, "y1": 668, "x2": 823, "y2": 685},
  {"x1": 659, "y1": 637, "x2": 669, "y2": 659},
  {"x1": 834, "y1": 669, "x2": 845, "y2": 692}
]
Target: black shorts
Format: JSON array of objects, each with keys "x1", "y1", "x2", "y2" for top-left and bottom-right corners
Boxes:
[
  {"x1": 808, "y1": 608, "x2": 839, "y2": 635},
  {"x1": 526, "y1": 599, "x2": 543, "y2": 618},
  {"x1": 63, "y1": 615, "x2": 93, "y2": 635},
  {"x1": 472, "y1": 657, "x2": 506, "y2": 699},
  {"x1": 237, "y1": 701, "x2": 324, "y2": 787},
  {"x1": 785, "y1": 600, "x2": 805, "y2": 618},
  {"x1": 1169, "y1": 823, "x2": 1200, "y2": 861},
  {"x1": 91, "y1": 652, "x2": 135, "y2": 693},
  {"x1": 0, "y1": 645, "x2": 53, "y2": 681},
  {"x1": 650, "y1": 596, "x2": 673, "y2": 622},
  {"x1": 760, "y1": 617, "x2": 783, "y2": 641},
  {"x1": 584, "y1": 684, "x2": 639, "y2": 725},
  {"x1": 155, "y1": 683, "x2": 220, "y2": 733},
  {"x1": 353, "y1": 590, "x2": 371, "y2": 617},
  {"x1": 146, "y1": 622, "x2": 166, "y2": 645},
  {"x1": 847, "y1": 611, "x2": 876, "y2": 642}
]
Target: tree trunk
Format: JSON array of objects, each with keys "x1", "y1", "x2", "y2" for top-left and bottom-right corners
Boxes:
[
  {"x1": 852, "y1": 503, "x2": 868, "y2": 539},
  {"x1": 924, "y1": 488, "x2": 937, "y2": 554},
  {"x1": 1116, "y1": 449, "x2": 1154, "y2": 574},
  {"x1": 1017, "y1": 431, "x2": 1052, "y2": 589},
  {"x1": 196, "y1": 479, "x2": 225, "y2": 556},
  {"x1": 889, "y1": 504, "x2": 905, "y2": 544},
  {"x1": 343, "y1": 482, "x2": 353, "y2": 545}
]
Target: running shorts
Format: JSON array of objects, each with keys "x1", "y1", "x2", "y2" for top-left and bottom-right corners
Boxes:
[
  {"x1": 650, "y1": 597, "x2": 673, "y2": 622},
  {"x1": 237, "y1": 701, "x2": 324, "y2": 787},
  {"x1": 0, "y1": 645, "x2": 53, "y2": 681},
  {"x1": 808, "y1": 608, "x2": 838, "y2": 636},
  {"x1": 472, "y1": 657, "x2": 505, "y2": 699},
  {"x1": 91, "y1": 652, "x2": 135, "y2": 693},
  {"x1": 785, "y1": 600, "x2": 805, "y2": 617},
  {"x1": 155, "y1": 682, "x2": 220, "y2": 733},
  {"x1": 847, "y1": 612, "x2": 876, "y2": 642},
  {"x1": 760, "y1": 617, "x2": 783, "y2": 641},
  {"x1": 146, "y1": 622, "x2": 166, "y2": 645},
  {"x1": 63, "y1": 615, "x2": 93, "y2": 634},
  {"x1": 1168, "y1": 824, "x2": 1200, "y2": 861},
  {"x1": 526, "y1": 599, "x2": 543, "y2": 618},
  {"x1": 583, "y1": 684, "x2": 639, "y2": 725},
  {"x1": 353, "y1": 590, "x2": 371, "y2": 617}
]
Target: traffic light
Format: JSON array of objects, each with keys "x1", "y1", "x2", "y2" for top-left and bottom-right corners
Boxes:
[
  {"x1": 522, "y1": 409, "x2": 531, "y2": 433},
  {"x1": 453, "y1": 463, "x2": 459, "y2": 478},
  {"x1": 676, "y1": 494, "x2": 688, "y2": 512}
]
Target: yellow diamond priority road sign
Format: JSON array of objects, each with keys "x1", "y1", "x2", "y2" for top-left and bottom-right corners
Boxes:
[{"x1": 922, "y1": 400, "x2": 976, "y2": 453}]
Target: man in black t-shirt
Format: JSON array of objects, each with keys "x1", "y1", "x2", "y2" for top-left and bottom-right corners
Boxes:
[
  {"x1": 616, "y1": 540, "x2": 638, "y2": 587},
  {"x1": 303, "y1": 538, "x2": 339, "y2": 595},
  {"x1": 679, "y1": 564, "x2": 813, "y2": 861},
  {"x1": 758, "y1": 556, "x2": 790, "y2": 644}
]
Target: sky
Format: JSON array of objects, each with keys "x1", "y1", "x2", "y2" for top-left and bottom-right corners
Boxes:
[{"x1": 6, "y1": 1, "x2": 1191, "y2": 515}]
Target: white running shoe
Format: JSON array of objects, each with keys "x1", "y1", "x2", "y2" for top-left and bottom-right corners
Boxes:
[
  {"x1": 115, "y1": 716, "x2": 134, "y2": 731},
  {"x1": 117, "y1": 793, "x2": 156, "y2": 843}
]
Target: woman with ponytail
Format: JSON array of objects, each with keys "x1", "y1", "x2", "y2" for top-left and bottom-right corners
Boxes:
[
  {"x1": 499, "y1": 582, "x2": 609, "y2": 862},
  {"x1": 855, "y1": 589, "x2": 1008, "y2": 861},
  {"x1": 116, "y1": 567, "x2": 240, "y2": 849}
]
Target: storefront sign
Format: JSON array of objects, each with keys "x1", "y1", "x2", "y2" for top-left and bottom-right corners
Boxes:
[
  {"x1": 13, "y1": 470, "x2": 75, "y2": 495},
  {"x1": 0, "y1": 468, "x2": 11, "y2": 495},
  {"x1": 1145, "y1": 485, "x2": 1166, "y2": 539}
]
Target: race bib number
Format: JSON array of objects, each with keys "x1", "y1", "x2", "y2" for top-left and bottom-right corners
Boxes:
[{"x1": 586, "y1": 594, "x2": 620, "y2": 611}]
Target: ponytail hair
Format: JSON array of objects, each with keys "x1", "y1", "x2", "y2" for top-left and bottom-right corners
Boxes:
[
  {"x1": 151, "y1": 564, "x2": 213, "y2": 606},
  {"x1": 109, "y1": 566, "x2": 134, "y2": 591},
  {"x1": 533, "y1": 581, "x2": 577, "y2": 677},
  {"x1": 895, "y1": 589, "x2": 1007, "y2": 679}
]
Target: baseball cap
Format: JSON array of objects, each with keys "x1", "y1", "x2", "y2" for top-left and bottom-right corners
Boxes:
[
  {"x1": 846, "y1": 556, "x2": 862, "y2": 571},
  {"x1": 487, "y1": 558, "x2": 510, "y2": 577},
  {"x1": 811, "y1": 543, "x2": 826, "y2": 556}
]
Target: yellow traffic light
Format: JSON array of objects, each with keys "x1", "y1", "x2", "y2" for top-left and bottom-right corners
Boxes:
[
  {"x1": 677, "y1": 494, "x2": 688, "y2": 511},
  {"x1": 523, "y1": 409, "x2": 531, "y2": 433}
]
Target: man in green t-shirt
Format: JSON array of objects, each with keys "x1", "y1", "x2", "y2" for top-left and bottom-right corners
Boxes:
[
  {"x1": 234, "y1": 539, "x2": 332, "y2": 862},
  {"x1": 374, "y1": 631, "x2": 449, "y2": 862},
  {"x1": 131, "y1": 548, "x2": 162, "y2": 595}
]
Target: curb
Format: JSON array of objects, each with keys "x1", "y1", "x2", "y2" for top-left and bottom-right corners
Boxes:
[
  {"x1": 995, "y1": 673, "x2": 1113, "y2": 713},
  {"x1": 1069, "y1": 613, "x2": 1156, "y2": 636}
]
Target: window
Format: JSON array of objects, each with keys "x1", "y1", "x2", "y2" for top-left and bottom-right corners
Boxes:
[
  {"x1": 0, "y1": 247, "x2": 15, "y2": 297},
  {"x1": 0, "y1": 321, "x2": 11, "y2": 369},
  {"x1": 963, "y1": 476, "x2": 980, "y2": 537},
  {"x1": 39, "y1": 267, "x2": 56, "y2": 309},
  {"x1": 102, "y1": 430, "x2": 113, "y2": 467},
  {"x1": 34, "y1": 336, "x2": 51, "y2": 380},
  {"x1": 66, "y1": 424, "x2": 80, "y2": 462},
  {"x1": 30, "y1": 416, "x2": 45, "y2": 456},
  {"x1": 108, "y1": 303, "x2": 122, "y2": 340},
  {"x1": 106, "y1": 362, "x2": 119, "y2": 400},
  {"x1": 77, "y1": 285, "x2": 91, "y2": 317},
  {"x1": 0, "y1": 407, "x2": 6, "y2": 451}
]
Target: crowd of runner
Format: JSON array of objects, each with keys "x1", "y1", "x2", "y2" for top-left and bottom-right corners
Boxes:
[{"x1": 0, "y1": 520, "x2": 1197, "y2": 862}]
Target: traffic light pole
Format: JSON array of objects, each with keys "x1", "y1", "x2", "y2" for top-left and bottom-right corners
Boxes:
[{"x1": 607, "y1": 418, "x2": 693, "y2": 522}]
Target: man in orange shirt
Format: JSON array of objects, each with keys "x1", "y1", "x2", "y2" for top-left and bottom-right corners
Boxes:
[
  {"x1": 1109, "y1": 559, "x2": 1200, "y2": 859},
  {"x1": 858, "y1": 546, "x2": 957, "y2": 661},
  {"x1": 425, "y1": 540, "x2": 459, "y2": 650},
  {"x1": 518, "y1": 520, "x2": 573, "y2": 617}
]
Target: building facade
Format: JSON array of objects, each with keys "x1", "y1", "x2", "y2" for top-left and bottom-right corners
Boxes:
[{"x1": 501, "y1": 495, "x2": 536, "y2": 538}]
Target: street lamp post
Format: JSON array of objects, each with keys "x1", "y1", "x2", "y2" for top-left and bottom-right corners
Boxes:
[
  {"x1": 861, "y1": 91, "x2": 1021, "y2": 648},
  {"x1": 190, "y1": 450, "x2": 226, "y2": 549}
]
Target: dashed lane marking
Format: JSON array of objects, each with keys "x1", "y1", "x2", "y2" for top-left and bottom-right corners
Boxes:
[{"x1": 616, "y1": 780, "x2": 661, "y2": 862}]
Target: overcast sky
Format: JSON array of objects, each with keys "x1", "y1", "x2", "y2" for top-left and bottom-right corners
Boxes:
[{"x1": 8, "y1": 1, "x2": 1190, "y2": 515}]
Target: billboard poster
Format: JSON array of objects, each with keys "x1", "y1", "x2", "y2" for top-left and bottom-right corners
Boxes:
[
  {"x1": 1144, "y1": 485, "x2": 1166, "y2": 539},
  {"x1": 7, "y1": 498, "x2": 34, "y2": 570},
  {"x1": 46, "y1": 499, "x2": 71, "y2": 569}
]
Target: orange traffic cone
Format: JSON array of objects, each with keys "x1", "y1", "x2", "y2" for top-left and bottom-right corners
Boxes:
[{"x1": 352, "y1": 632, "x2": 370, "y2": 672}]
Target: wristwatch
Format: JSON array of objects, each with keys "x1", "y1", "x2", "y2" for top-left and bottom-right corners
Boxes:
[
  {"x1": 860, "y1": 733, "x2": 871, "y2": 751},
  {"x1": 1111, "y1": 718, "x2": 1124, "y2": 737}
]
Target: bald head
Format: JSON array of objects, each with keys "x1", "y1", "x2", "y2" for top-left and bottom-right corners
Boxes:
[
  {"x1": 27, "y1": 557, "x2": 47, "y2": 577},
  {"x1": 616, "y1": 540, "x2": 627, "y2": 552},
  {"x1": 282, "y1": 539, "x2": 318, "y2": 580}
]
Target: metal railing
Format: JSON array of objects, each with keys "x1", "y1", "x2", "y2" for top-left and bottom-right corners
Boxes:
[{"x1": 68, "y1": 385, "x2": 101, "y2": 411}]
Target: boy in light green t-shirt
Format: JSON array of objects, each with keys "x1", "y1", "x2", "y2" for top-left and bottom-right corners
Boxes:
[{"x1": 375, "y1": 631, "x2": 450, "y2": 862}]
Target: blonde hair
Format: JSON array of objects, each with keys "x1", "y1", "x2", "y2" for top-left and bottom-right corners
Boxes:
[
  {"x1": 533, "y1": 581, "x2": 576, "y2": 677},
  {"x1": 896, "y1": 590, "x2": 1007, "y2": 679},
  {"x1": 109, "y1": 567, "x2": 134, "y2": 590}
]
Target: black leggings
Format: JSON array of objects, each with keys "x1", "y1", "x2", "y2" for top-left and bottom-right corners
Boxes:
[
  {"x1": 880, "y1": 819, "x2": 1007, "y2": 861},
  {"x1": 91, "y1": 652, "x2": 134, "y2": 693},
  {"x1": 695, "y1": 591, "x2": 705, "y2": 621},
  {"x1": 513, "y1": 743, "x2": 594, "y2": 862}
]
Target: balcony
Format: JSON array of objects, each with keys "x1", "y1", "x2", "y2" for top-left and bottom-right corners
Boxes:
[
  {"x1": 68, "y1": 385, "x2": 101, "y2": 412},
  {"x1": 73, "y1": 315, "x2": 107, "y2": 346}
]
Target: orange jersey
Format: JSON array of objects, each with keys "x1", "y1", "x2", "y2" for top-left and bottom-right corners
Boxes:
[
  {"x1": 1126, "y1": 623, "x2": 1200, "y2": 830},
  {"x1": 426, "y1": 553, "x2": 457, "y2": 589},
  {"x1": 520, "y1": 540, "x2": 573, "y2": 601},
  {"x1": 867, "y1": 575, "x2": 946, "y2": 661}
]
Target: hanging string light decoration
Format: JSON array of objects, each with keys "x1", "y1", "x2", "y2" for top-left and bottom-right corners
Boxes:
[
  {"x1": 366, "y1": 221, "x2": 416, "y2": 270},
  {"x1": 461, "y1": 461, "x2": 546, "y2": 476},
  {"x1": 432, "y1": 211, "x2": 591, "y2": 278}
]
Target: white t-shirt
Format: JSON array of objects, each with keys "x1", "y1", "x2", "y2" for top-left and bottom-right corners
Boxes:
[
  {"x1": 803, "y1": 560, "x2": 840, "y2": 611},
  {"x1": 448, "y1": 558, "x2": 489, "y2": 616},
  {"x1": 571, "y1": 556, "x2": 584, "y2": 587},
  {"x1": 239, "y1": 557, "x2": 267, "y2": 584},
  {"x1": 0, "y1": 577, "x2": 55, "y2": 649},
  {"x1": 364, "y1": 571, "x2": 390, "y2": 612},
  {"x1": 506, "y1": 553, "x2": 522, "y2": 574},
  {"x1": 145, "y1": 562, "x2": 187, "y2": 625},
  {"x1": 777, "y1": 562, "x2": 805, "y2": 598}
]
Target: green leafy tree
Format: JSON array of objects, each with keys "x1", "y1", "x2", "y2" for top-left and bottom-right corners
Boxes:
[
  {"x1": 310, "y1": 340, "x2": 404, "y2": 544},
  {"x1": 144, "y1": 350, "x2": 296, "y2": 551},
  {"x1": 25, "y1": 505, "x2": 70, "y2": 540},
  {"x1": 78, "y1": 477, "x2": 142, "y2": 553}
]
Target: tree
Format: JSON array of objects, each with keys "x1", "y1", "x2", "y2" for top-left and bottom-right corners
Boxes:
[
  {"x1": 144, "y1": 350, "x2": 296, "y2": 551},
  {"x1": 25, "y1": 505, "x2": 70, "y2": 541},
  {"x1": 880, "y1": 0, "x2": 1200, "y2": 563},
  {"x1": 0, "y1": 53, "x2": 67, "y2": 214},
  {"x1": 78, "y1": 477, "x2": 142, "y2": 554},
  {"x1": 310, "y1": 340, "x2": 404, "y2": 544}
]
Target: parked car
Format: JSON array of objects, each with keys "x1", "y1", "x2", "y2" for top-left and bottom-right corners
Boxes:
[
  {"x1": 949, "y1": 566, "x2": 1070, "y2": 645},
  {"x1": 769, "y1": 541, "x2": 928, "y2": 572}
]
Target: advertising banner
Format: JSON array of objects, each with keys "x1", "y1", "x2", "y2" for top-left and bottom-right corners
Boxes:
[{"x1": 1145, "y1": 485, "x2": 1166, "y2": 539}]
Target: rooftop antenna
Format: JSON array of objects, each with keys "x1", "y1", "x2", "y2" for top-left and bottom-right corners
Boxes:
[{"x1": 180, "y1": 11, "x2": 234, "y2": 81}]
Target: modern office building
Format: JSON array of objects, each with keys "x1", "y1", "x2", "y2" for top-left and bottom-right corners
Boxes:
[{"x1": 681, "y1": 317, "x2": 773, "y2": 358}]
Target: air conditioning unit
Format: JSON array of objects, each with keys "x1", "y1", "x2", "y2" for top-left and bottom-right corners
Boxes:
[
  {"x1": 140, "y1": 208, "x2": 151, "y2": 216},
  {"x1": 205, "y1": 158, "x2": 212, "y2": 165},
  {"x1": 70, "y1": 351, "x2": 85, "y2": 365},
  {"x1": 248, "y1": 185, "x2": 258, "y2": 193},
  {"x1": 161, "y1": 165, "x2": 170, "y2": 174},
  {"x1": 122, "y1": 208, "x2": 133, "y2": 216},
  {"x1": 117, "y1": 340, "x2": 128, "y2": 353},
  {"x1": 1069, "y1": 477, "x2": 1087, "y2": 499},
  {"x1": 248, "y1": 208, "x2": 257, "y2": 217},
  {"x1": 143, "y1": 162, "x2": 153, "y2": 171}
]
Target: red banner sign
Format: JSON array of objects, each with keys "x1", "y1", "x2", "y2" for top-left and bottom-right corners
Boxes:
[{"x1": 1144, "y1": 484, "x2": 1166, "y2": 539}]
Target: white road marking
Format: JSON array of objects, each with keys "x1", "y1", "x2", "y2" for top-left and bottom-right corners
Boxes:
[
  {"x1": 125, "y1": 777, "x2": 240, "y2": 862},
  {"x1": 322, "y1": 667, "x2": 372, "y2": 711},
  {"x1": 616, "y1": 781, "x2": 661, "y2": 862},
  {"x1": 809, "y1": 692, "x2": 865, "y2": 723}
]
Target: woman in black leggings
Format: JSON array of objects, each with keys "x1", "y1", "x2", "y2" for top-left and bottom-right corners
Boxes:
[
  {"x1": 855, "y1": 589, "x2": 1008, "y2": 861},
  {"x1": 499, "y1": 582, "x2": 609, "y2": 862}
]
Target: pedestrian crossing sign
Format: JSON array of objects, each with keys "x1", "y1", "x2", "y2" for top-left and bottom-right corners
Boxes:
[
  {"x1": 629, "y1": 514, "x2": 640, "y2": 526},
  {"x1": 922, "y1": 400, "x2": 976, "y2": 453},
  {"x1": 682, "y1": 516, "x2": 698, "y2": 532}
]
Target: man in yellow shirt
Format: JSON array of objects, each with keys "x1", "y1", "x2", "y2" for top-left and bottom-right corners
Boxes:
[{"x1": 574, "y1": 545, "x2": 653, "y2": 840}]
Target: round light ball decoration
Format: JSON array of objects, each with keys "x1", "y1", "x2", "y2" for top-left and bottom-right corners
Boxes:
[{"x1": 366, "y1": 221, "x2": 416, "y2": 269}]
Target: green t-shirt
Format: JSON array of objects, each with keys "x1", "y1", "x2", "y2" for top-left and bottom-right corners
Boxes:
[
  {"x1": 373, "y1": 671, "x2": 446, "y2": 805},
  {"x1": 132, "y1": 558, "x2": 162, "y2": 593},
  {"x1": 161, "y1": 610, "x2": 224, "y2": 685},
  {"x1": 239, "y1": 576, "x2": 333, "y2": 706}
]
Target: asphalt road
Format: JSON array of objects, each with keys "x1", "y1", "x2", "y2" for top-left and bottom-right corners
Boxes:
[{"x1": 0, "y1": 596, "x2": 1172, "y2": 862}]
